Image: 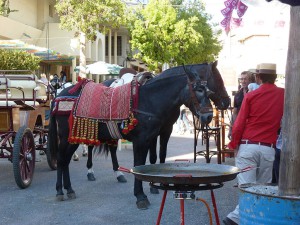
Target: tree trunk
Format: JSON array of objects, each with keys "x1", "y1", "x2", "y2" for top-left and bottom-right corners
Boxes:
[
  {"x1": 278, "y1": 6, "x2": 300, "y2": 196},
  {"x1": 79, "y1": 32, "x2": 87, "y2": 79}
]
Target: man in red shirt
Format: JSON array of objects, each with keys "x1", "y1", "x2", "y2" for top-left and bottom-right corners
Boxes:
[{"x1": 223, "y1": 63, "x2": 284, "y2": 225}]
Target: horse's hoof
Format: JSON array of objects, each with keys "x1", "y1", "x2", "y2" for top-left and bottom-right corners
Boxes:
[
  {"x1": 82, "y1": 151, "x2": 87, "y2": 157},
  {"x1": 87, "y1": 173, "x2": 96, "y2": 181},
  {"x1": 136, "y1": 196, "x2": 150, "y2": 210},
  {"x1": 39, "y1": 150, "x2": 45, "y2": 155},
  {"x1": 150, "y1": 187, "x2": 159, "y2": 194},
  {"x1": 117, "y1": 175, "x2": 127, "y2": 183},
  {"x1": 67, "y1": 192, "x2": 76, "y2": 199},
  {"x1": 56, "y1": 194, "x2": 64, "y2": 201},
  {"x1": 136, "y1": 198, "x2": 150, "y2": 210}
]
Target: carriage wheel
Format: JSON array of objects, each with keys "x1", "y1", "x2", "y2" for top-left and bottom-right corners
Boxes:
[
  {"x1": 13, "y1": 126, "x2": 36, "y2": 189},
  {"x1": 46, "y1": 133, "x2": 57, "y2": 170}
]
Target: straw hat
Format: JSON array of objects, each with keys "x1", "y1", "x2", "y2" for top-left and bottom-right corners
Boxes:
[
  {"x1": 248, "y1": 64, "x2": 260, "y2": 74},
  {"x1": 257, "y1": 63, "x2": 276, "y2": 75}
]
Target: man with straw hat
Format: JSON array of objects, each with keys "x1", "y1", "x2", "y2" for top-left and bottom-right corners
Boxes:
[{"x1": 223, "y1": 63, "x2": 284, "y2": 225}]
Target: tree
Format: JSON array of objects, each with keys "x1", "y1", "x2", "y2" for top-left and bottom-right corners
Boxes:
[
  {"x1": 128, "y1": 0, "x2": 221, "y2": 71},
  {"x1": 55, "y1": 0, "x2": 126, "y2": 78},
  {"x1": 278, "y1": 5, "x2": 300, "y2": 197},
  {"x1": 264, "y1": 0, "x2": 300, "y2": 197},
  {"x1": 0, "y1": 49, "x2": 41, "y2": 72},
  {"x1": 0, "y1": 0, "x2": 17, "y2": 17}
]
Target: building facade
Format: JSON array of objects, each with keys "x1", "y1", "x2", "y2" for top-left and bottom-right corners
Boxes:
[{"x1": 0, "y1": 0, "x2": 131, "y2": 82}]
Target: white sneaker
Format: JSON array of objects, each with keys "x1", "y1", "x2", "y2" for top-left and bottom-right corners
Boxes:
[
  {"x1": 82, "y1": 149, "x2": 88, "y2": 157},
  {"x1": 73, "y1": 153, "x2": 79, "y2": 161}
]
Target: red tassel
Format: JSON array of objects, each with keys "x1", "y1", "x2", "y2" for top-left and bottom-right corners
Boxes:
[
  {"x1": 132, "y1": 118, "x2": 138, "y2": 126},
  {"x1": 128, "y1": 124, "x2": 134, "y2": 130}
]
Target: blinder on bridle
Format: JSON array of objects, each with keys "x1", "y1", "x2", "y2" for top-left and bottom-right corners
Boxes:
[{"x1": 183, "y1": 65, "x2": 214, "y2": 117}]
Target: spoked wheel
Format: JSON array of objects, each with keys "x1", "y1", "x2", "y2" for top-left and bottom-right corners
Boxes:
[
  {"x1": 13, "y1": 126, "x2": 36, "y2": 189},
  {"x1": 46, "y1": 137, "x2": 57, "y2": 170}
]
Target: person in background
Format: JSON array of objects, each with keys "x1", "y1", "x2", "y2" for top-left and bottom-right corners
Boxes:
[
  {"x1": 174, "y1": 105, "x2": 193, "y2": 135},
  {"x1": 60, "y1": 71, "x2": 67, "y2": 83},
  {"x1": 228, "y1": 71, "x2": 252, "y2": 140},
  {"x1": 272, "y1": 128, "x2": 282, "y2": 183},
  {"x1": 223, "y1": 63, "x2": 284, "y2": 225},
  {"x1": 40, "y1": 73, "x2": 49, "y2": 85},
  {"x1": 248, "y1": 68, "x2": 262, "y2": 92}
]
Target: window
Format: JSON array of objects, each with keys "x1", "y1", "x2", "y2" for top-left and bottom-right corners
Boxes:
[{"x1": 105, "y1": 36, "x2": 122, "y2": 56}]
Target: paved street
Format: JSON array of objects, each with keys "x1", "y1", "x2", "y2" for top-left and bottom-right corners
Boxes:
[{"x1": 0, "y1": 131, "x2": 238, "y2": 225}]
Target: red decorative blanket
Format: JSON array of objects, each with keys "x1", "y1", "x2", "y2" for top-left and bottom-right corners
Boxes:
[
  {"x1": 68, "y1": 81, "x2": 137, "y2": 146},
  {"x1": 74, "y1": 82, "x2": 132, "y2": 120}
]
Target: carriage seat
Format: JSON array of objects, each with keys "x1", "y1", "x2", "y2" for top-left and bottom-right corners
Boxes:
[{"x1": 0, "y1": 74, "x2": 47, "y2": 102}]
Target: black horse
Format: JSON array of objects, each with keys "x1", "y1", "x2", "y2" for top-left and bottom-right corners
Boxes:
[{"x1": 49, "y1": 62, "x2": 229, "y2": 209}]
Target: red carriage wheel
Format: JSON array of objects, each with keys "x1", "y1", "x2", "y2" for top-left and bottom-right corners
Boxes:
[{"x1": 13, "y1": 126, "x2": 36, "y2": 189}]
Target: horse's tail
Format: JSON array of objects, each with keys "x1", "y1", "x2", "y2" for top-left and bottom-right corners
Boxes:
[
  {"x1": 48, "y1": 106, "x2": 58, "y2": 163},
  {"x1": 93, "y1": 143, "x2": 110, "y2": 157}
]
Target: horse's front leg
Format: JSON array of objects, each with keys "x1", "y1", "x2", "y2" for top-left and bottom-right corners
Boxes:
[
  {"x1": 159, "y1": 126, "x2": 173, "y2": 163},
  {"x1": 148, "y1": 136, "x2": 160, "y2": 194},
  {"x1": 133, "y1": 141, "x2": 151, "y2": 209},
  {"x1": 149, "y1": 136, "x2": 158, "y2": 164},
  {"x1": 86, "y1": 145, "x2": 96, "y2": 181},
  {"x1": 110, "y1": 145, "x2": 127, "y2": 183}
]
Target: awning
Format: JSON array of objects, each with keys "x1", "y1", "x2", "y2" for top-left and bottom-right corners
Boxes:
[
  {"x1": 74, "y1": 61, "x2": 123, "y2": 75},
  {"x1": 0, "y1": 40, "x2": 74, "y2": 64}
]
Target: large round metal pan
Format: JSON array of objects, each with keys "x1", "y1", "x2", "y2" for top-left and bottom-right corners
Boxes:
[{"x1": 125, "y1": 163, "x2": 241, "y2": 185}]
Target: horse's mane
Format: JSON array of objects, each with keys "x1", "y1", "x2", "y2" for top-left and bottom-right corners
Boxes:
[
  {"x1": 145, "y1": 62, "x2": 226, "y2": 97},
  {"x1": 146, "y1": 63, "x2": 209, "y2": 85}
]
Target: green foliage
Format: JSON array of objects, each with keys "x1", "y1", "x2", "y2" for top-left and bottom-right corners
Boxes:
[
  {"x1": 0, "y1": 0, "x2": 18, "y2": 16},
  {"x1": 55, "y1": 0, "x2": 127, "y2": 41},
  {"x1": 0, "y1": 49, "x2": 41, "y2": 71},
  {"x1": 128, "y1": 0, "x2": 222, "y2": 71}
]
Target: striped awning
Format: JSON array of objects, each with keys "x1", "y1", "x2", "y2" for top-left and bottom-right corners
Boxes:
[{"x1": 0, "y1": 40, "x2": 74, "y2": 62}]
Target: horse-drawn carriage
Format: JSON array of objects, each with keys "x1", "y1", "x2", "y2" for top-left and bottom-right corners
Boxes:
[{"x1": 0, "y1": 70, "x2": 56, "y2": 188}]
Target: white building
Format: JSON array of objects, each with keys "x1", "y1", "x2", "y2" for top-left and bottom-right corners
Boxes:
[{"x1": 0, "y1": 0, "x2": 134, "y2": 82}]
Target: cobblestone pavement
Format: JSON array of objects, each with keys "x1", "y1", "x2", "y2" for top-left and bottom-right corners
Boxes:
[{"x1": 0, "y1": 131, "x2": 238, "y2": 225}]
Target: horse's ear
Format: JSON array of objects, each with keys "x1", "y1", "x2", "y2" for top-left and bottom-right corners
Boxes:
[
  {"x1": 182, "y1": 64, "x2": 197, "y2": 81},
  {"x1": 212, "y1": 61, "x2": 218, "y2": 68}
]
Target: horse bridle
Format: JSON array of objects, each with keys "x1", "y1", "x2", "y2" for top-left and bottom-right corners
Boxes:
[
  {"x1": 183, "y1": 65, "x2": 213, "y2": 117},
  {"x1": 192, "y1": 64, "x2": 230, "y2": 110}
]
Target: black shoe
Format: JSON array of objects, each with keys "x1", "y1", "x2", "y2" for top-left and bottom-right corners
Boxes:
[{"x1": 223, "y1": 217, "x2": 238, "y2": 225}]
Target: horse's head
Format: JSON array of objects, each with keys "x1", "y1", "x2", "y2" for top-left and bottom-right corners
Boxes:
[
  {"x1": 205, "y1": 61, "x2": 230, "y2": 110},
  {"x1": 184, "y1": 66, "x2": 213, "y2": 125}
]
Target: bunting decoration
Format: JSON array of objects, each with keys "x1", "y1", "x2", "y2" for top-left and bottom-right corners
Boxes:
[{"x1": 221, "y1": 0, "x2": 248, "y2": 34}]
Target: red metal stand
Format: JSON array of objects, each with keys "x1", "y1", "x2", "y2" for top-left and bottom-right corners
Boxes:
[
  {"x1": 155, "y1": 188, "x2": 220, "y2": 225},
  {"x1": 180, "y1": 199, "x2": 185, "y2": 225},
  {"x1": 156, "y1": 190, "x2": 167, "y2": 225},
  {"x1": 211, "y1": 190, "x2": 220, "y2": 225}
]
